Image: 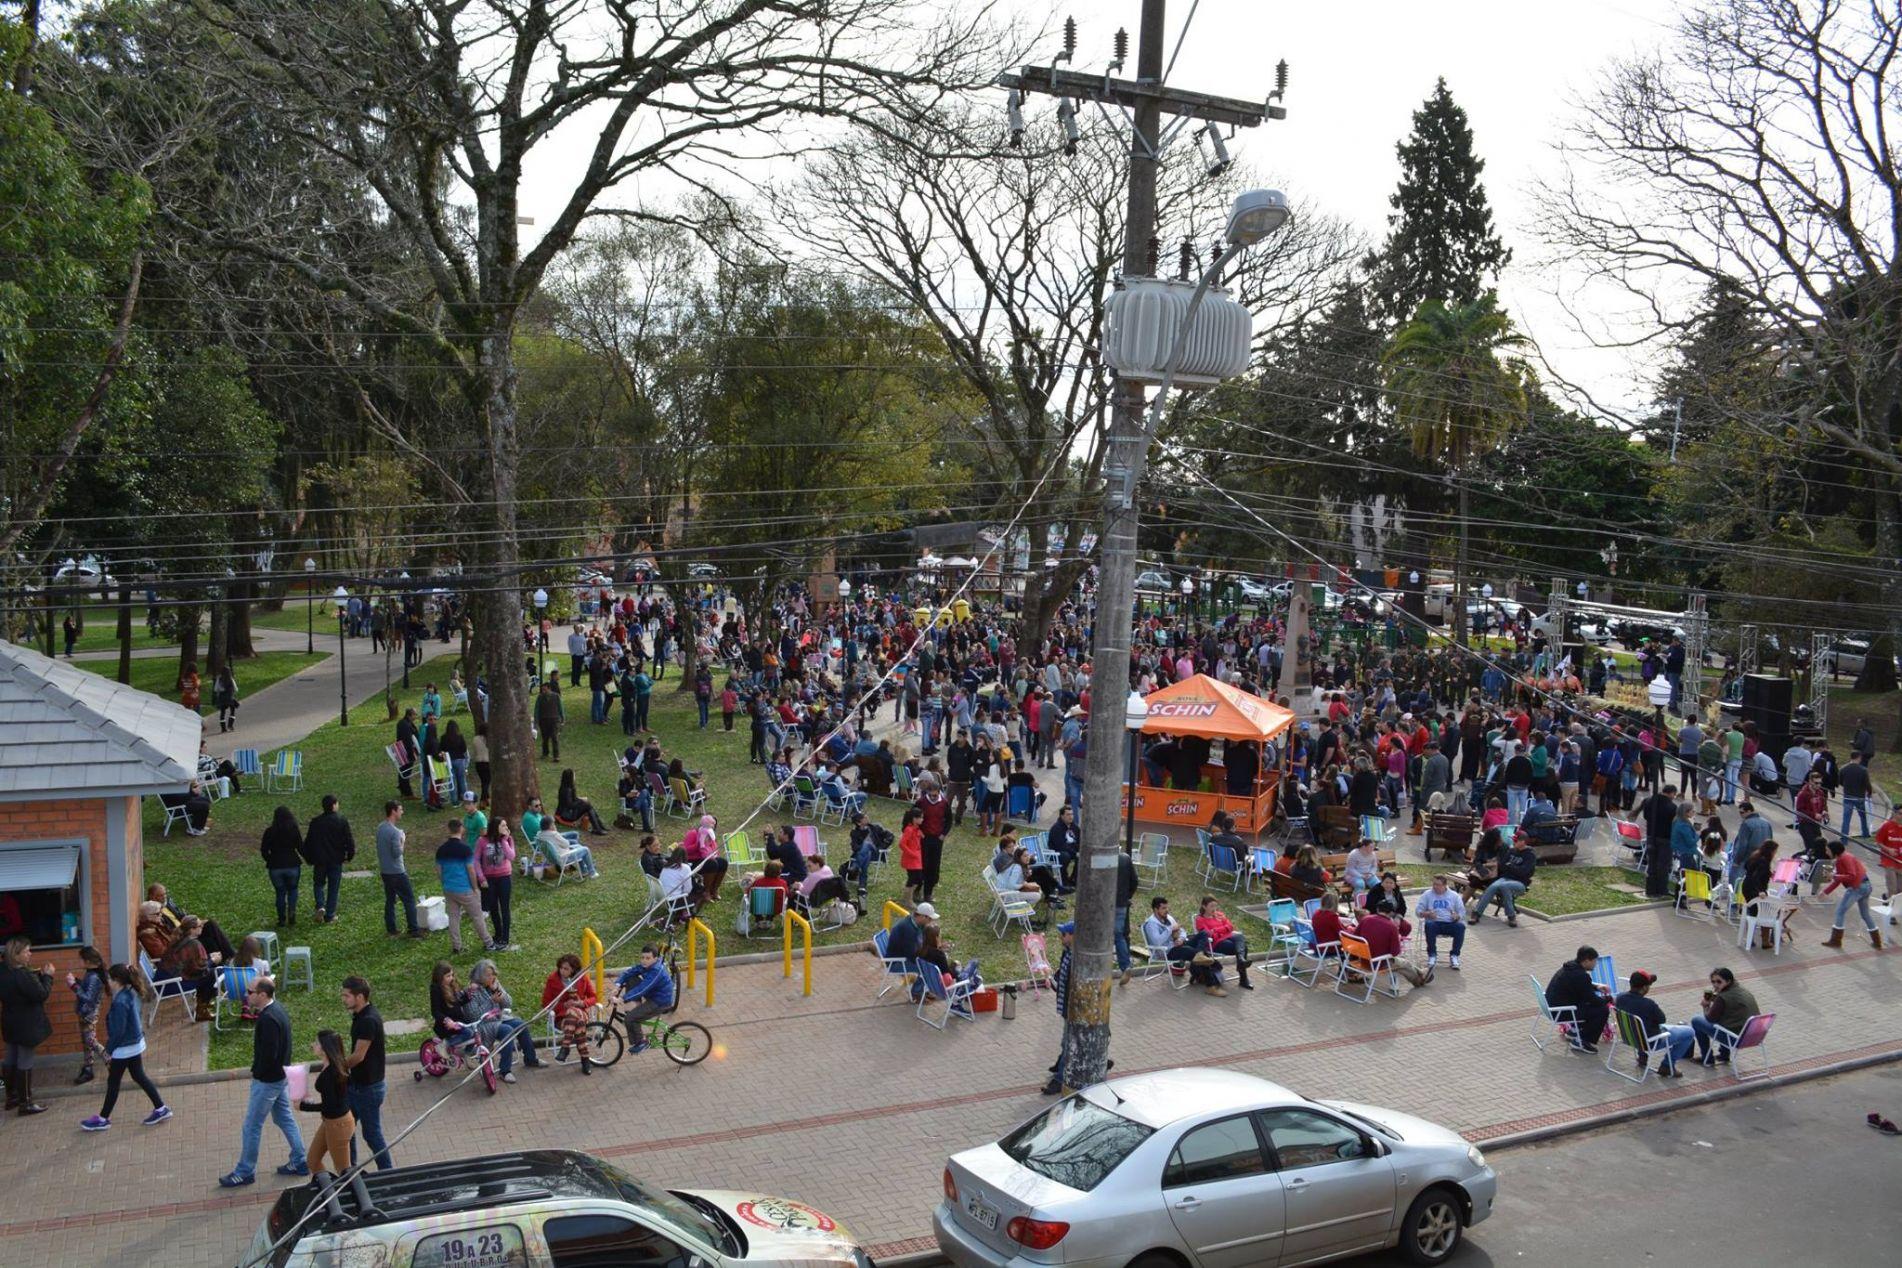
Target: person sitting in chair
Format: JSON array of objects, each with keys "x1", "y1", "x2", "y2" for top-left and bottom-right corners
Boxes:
[
  {"x1": 1545, "y1": 945, "x2": 1613, "y2": 1054},
  {"x1": 1612, "y1": 969, "x2": 1693, "y2": 1077},
  {"x1": 1194, "y1": 895, "x2": 1252, "y2": 990},
  {"x1": 159, "y1": 781, "x2": 214, "y2": 835},
  {"x1": 1140, "y1": 896, "x2": 1223, "y2": 996},
  {"x1": 1469, "y1": 832, "x2": 1537, "y2": 927},
  {"x1": 1519, "y1": 788, "x2": 1564, "y2": 843},
  {"x1": 533, "y1": 821, "x2": 598, "y2": 880},
  {"x1": 917, "y1": 925, "x2": 980, "y2": 993}
]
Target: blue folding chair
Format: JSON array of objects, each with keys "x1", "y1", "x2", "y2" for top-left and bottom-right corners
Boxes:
[
  {"x1": 1005, "y1": 784, "x2": 1036, "y2": 822},
  {"x1": 1018, "y1": 832, "x2": 1049, "y2": 864},
  {"x1": 871, "y1": 928, "x2": 917, "y2": 999},
  {"x1": 1207, "y1": 842, "x2": 1244, "y2": 892}
]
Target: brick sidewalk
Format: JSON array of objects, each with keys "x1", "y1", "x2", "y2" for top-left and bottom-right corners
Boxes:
[{"x1": 1, "y1": 897, "x2": 1894, "y2": 1267}]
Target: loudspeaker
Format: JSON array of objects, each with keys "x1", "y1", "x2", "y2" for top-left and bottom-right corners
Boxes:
[
  {"x1": 1754, "y1": 731, "x2": 1792, "y2": 768},
  {"x1": 1741, "y1": 674, "x2": 1794, "y2": 734}
]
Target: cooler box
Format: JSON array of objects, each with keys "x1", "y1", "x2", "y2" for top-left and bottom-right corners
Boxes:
[
  {"x1": 969, "y1": 987, "x2": 999, "y2": 1014},
  {"x1": 418, "y1": 895, "x2": 448, "y2": 931}
]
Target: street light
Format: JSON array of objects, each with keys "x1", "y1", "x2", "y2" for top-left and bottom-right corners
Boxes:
[
  {"x1": 332, "y1": 585, "x2": 350, "y2": 727},
  {"x1": 1124, "y1": 689, "x2": 1149, "y2": 862},
  {"x1": 532, "y1": 587, "x2": 549, "y2": 659},
  {"x1": 303, "y1": 557, "x2": 316, "y2": 654},
  {"x1": 1179, "y1": 575, "x2": 1193, "y2": 620}
]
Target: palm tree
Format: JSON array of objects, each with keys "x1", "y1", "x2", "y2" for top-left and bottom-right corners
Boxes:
[{"x1": 1382, "y1": 293, "x2": 1529, "y2": 647}]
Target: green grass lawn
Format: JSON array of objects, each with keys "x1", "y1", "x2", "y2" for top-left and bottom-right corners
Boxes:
[
  {"x1": 150, "y1": 666, "x2": 1094, "y2": 1068},
  {"x1": 250, "y1": 602, "x2": 334, "y2": 636},
  {"x1": 75, "y1": 649, "x2": 327, "y2": 704}
]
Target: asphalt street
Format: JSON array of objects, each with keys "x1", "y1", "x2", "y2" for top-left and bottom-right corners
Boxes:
[{"x1": 1353, "y1": 1063, "x2": 1901, "y2": 1266}]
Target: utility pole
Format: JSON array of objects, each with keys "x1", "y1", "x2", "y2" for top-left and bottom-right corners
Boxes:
[{"x1": 1001, "y1": 0, "x2": 1282, "y2": 1093}]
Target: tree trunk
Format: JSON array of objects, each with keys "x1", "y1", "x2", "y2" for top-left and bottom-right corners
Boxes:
[
  {"x1": 206, "y1": 597, "x2": 228, "y2": 679},
  {"x1": 176, "y1": 602, "x2": 201, "y2": 689},
  {"x1": 116, "y1": 579, "x2": 132, "y2": 685},
  {"x1": 475, "y1": 335, "x2": 539, "y2": 823},
  {"x1": 225, "y1": 581, "x2": 257, "y2": 659}
]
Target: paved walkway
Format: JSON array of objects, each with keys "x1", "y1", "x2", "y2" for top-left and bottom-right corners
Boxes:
[{"x1": 3, "y1": 887, "x2": 1894, "y2": 1266}]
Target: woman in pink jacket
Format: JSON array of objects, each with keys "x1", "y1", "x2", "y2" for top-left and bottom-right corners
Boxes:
[
  {"x1": 681, "y1": 815, "x2": 728, "y2": 902},
  {"x1": 477, "y1": 821, "x2": 517, "y2": 949}
]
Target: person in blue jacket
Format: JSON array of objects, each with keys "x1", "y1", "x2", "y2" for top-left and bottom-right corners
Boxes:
[
  {"x1": 612, "y1": 946, "x2": 676, "y2": 1053},
  {"x1": 80, "y1": 963, "x2": 171, "y2": 1130}
]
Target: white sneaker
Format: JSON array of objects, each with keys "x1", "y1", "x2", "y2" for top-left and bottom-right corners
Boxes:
[
  {"x1": 1449, "y1": 955, "x2": 1462, "y2": 970},
  {"x1": 501, "y1": 1072, "x2": 517, "y2": 1084},
  {"x1": 1428, "y1": 955, "x2": 1439, "y2": 967}
]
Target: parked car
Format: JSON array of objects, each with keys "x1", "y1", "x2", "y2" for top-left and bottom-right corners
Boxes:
[
  {"x1": 251, "y1": 1149, "x2": 870, "y2": 1268},
  {"x1": 1235, "y1": 577, "x2": 1274, "y2": 603},
  {"x1": 688, "y1": 562, "x2": 720, "y2": 579},
  {"x1": 1134, "y1": 570, "x2": 1174, "y2": 596},
  {"x1": 52, "y1": 556, "x2": 117, "y2": 592},
  {"x1": 935, "y1": 1068, "x2": 1495, "y2": 1268},
  {"x1": 1575, "y1": 619, "x2": 1613, "y2": 646},
  {"x1": 1819, "y1": 638, "x2": 1898, "y2": 678}
]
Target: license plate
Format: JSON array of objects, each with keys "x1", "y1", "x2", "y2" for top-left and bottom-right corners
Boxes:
[{"x1": 964, "y1": 1194, "x2": 999, "y2": 1231}]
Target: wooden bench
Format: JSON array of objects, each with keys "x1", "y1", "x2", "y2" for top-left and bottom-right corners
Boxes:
[
  {"x1": 1314, "y1": 805, "x2": 1358, "y2": 850},
  {"x1": 1525, "y1": 815, "x2": 1582, "y2": 866},
  {"x1": 1317, "y1": 849, "x2": 1398, "y2": 899},
  {"x1": 1266, "y1": 870, "x2": 1330, "y2": 906},
  {"x1": 1424, "y1": 813, "x2": 1475, "y2": 863}
]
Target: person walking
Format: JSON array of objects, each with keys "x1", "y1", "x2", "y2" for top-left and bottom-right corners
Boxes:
[
  {"x1": 260, "y1": 805, "x2": 304, "y2": 928},
  {"x1": 434, "y1": 820, "x2": 494, "y2": 955},
  {"x1": 535, "y1": 679, "x2": 564, "y2": 760},
  {"x1": 218, "y1": 978, "x2": 307, "y2": 1186},
  {"x1": 297, "y1": 1029, "x2": 355, "y2": 1177},
  {"x1": 1878, "y1": 804, "x2": 1902, "y2": 926},
  {"x1": 375, "y1": 801, "x2": 424, "y2": 938},
  {"x1": 341, "y1": 977, "x2": 393, "y2": 1169},
  {"x1": 302, "y1": 795, "x2": 357, "y2": 924},
  {"x1": 213, "y1": 664, "x2": 240, "y2": 733},
  {"x1": 78, "y1": 962, "x2": 171, "y2": 1130},
  {"x1": 0, "y1": 936, "x2": 55, "y2": 1115},
  {"x1": 1819, "y1": 840, "x2": 1882, "y2": 949}
]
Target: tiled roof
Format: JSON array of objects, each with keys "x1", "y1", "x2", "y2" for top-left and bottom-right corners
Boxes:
[{"x1": 0, "y1": 641, "x2": 201, "y2": 798}]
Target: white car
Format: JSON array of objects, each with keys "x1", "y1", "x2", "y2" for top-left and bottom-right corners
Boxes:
[
  {"x1": 251, "y1": 1149, "x2": 870, "y2": 1268},
  {"x1": 52, "y1": 558, "x2": 117, "y2": 590},
  {"x1": 1134, "y1": 570, "x2": 1174, "y2": 595},
  {"x1": 935, "y1": 1069, "x2": 1495, "y2": 1268},
  {"x1": 1235, "y1": 578, "x2": 1274, "y2": 603},
  {"x1": 1577, "y1": 620, "x2": 1613, "y2": 646}
]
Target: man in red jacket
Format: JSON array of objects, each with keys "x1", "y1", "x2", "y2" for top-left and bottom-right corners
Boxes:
[{"x1": 1355, "y1": 909, "x2": 1431, "y2": 988}]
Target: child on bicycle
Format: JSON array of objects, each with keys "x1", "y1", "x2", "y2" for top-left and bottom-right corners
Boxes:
[
  {"x1": 611, "y1": 945, "x2": 675, "y2": 1054},
  {"x1": 541, "y1": 953, "x2": 598, "y2": 1075}
]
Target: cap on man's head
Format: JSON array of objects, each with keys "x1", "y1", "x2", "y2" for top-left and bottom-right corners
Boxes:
[
  {"x1": 463, "y1": 791, "x2": 477, "y2": 803},
  {"x1": 912, "y1": 903, "x2": 939, "y2": 920},
  {"x1": 1630, "y1": 970, "x2": 1658, "y2": 989},
  {"x1": 1058, "y1": 921, "x2": 1076, "y2": 935}
]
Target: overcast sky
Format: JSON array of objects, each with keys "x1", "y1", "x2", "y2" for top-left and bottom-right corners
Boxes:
[
  {"x1": 1049, "y1": 0, "x2": 1681, "y2": 413},
  {"x1": 508, "y1": 0, "x2": 1680, "y2": 414}
]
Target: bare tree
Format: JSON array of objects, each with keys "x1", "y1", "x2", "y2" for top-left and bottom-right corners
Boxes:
[
  {"x1": 151, "y1": 0, "x2": 1011, "y2": 819},
  {"x1": 793, "y1": 107, "x2": 1357, "y2": 645},
  {"x1": 1541, "y1": 0, "x2": 1902, "y2": 693}
]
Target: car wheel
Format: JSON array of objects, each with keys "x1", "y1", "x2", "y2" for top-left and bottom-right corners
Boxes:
[
  {"x1": 1124, "y1": 1253, "x2": 1184, "y2": 1268},
  {"x1": 1400, "y1": 1187, "x2": 1464, "y2": 1265}
]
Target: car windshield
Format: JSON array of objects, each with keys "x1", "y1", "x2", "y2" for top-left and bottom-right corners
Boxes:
[
  {"x1": 996, "y1": 1095, "x2": 1155, "y2": 1192},
  {"x1": 592, "y1": 1161, "x2": 737, "y2": 1255}
]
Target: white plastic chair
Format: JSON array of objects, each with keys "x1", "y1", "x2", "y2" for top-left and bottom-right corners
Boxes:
[
  {"x1": 981, "y1": 866, "x2": 1039, "y2": 939},
  {"x1": 1738, "y1": 895, "x2": 1797, "y2": 954}
]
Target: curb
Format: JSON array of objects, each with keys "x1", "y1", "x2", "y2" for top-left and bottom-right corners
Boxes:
[
  {"x1": 29, "y1": 941, "x2": 892, "y2": 1098},
  {"x1": 1469, "y1": 1044, "x2": 1902, "y2": 1152}
]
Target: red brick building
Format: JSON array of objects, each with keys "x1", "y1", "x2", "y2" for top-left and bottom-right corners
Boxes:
[{"x1": 0, "y1": 641, "x2": 200, "y2": 1055}]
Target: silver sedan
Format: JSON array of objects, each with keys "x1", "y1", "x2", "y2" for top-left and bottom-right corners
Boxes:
[{"x1": 934, "y1": 1068, "x2": 1495, "y2": 1268}]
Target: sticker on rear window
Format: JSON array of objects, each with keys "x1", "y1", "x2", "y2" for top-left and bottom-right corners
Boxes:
[
  {"x1": 412, "y1": 1224, "x2": 527, "y2": 1267},
  {"x1": 734, "y1": 1199, "x2": 837, "y2": 1233}
]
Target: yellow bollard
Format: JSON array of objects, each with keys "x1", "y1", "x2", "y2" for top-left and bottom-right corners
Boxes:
[
  {"x1": 685, "y1": 917, "x2": 716, "y2": 1007},
  {"x1": 784, "y1": 910, "x2": 812, "y2": 997},
  {"x1": 580, "y1": 927, "x2": 606, "y2": 1005},
  {"x1": 882, "y1": 900, "x2": 909, "y2": 932}
]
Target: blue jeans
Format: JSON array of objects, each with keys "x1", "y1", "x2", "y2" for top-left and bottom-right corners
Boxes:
[
  {"x1": 1064, "y1": 769, "x2": 1084, "y2": 810},
  {"x1": 1833, "y1": 879, "x2": 1876, "y2": 931},
  {"x1": 1723, "y1": 760, "x2": 1741, "y2": 804},
  {"x1": 1505, "y1": 786, "x2": 1529, "y2": 827},
  {"x1": 346, "y1": 1080, "x2": 392, "y2": 1170},
  {"x1": 697, "y1": 697, "x2": 710, "y2": 728},
  {"x1": 489, "y1": 1018, "x2": 536, "y2": 1074},
  {"x1": 268, "y1": 867, "x2": 300, "y2": 924},
  {"x1": 1476, "y1": 878, "x2": 1527, "y2": 919},
  {"x1": 451, "y1": 757, "x2": 469, "y2": 804},
  {"x1": 1691, "y1": 1014, "x2": 1734, "y2": 1060},
  {"x1": 381, "y1": 872, "x2": 419, "y2": 934},
  {"x1": 590, "y1": 688, "x2": 607, "y2": 724},
  {"x1": 1421, "y1": 920, "x2": 1466, "y2": 958},
  {"x1": 635, "y1": 695, "x2": 651, "y2": 731},
  {"x1": 1841, "y1": 797, "x2": 1870, "y2": 840},
  {"x1": 1114, "y1": 907, "x2": 1131, "y2": 973},
  {"x1": 233, "y1": 1077, "x2": 304, "y2": 1180},
  {"x1": 1655, "y1": 1023, "x2": 1695, "y2": 1071},
  {"x1": 313, "y1": 864, "x2": 342, "y2": 919}
]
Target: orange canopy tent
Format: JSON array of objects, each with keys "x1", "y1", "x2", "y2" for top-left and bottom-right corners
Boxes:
[
  {"x1": 1140, "y1": 674, "x2": 1296, "y2": 742},
  {"x1": 1123, "y1": 674, "x2": 1295, "y2": 834}
]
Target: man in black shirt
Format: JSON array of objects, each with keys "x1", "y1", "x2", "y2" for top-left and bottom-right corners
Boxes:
[
  {"x1": 343, "y1": 976, "x2": 394, "y2": 1170},
  {"x1": 303, "y1": 795, "x2": 357, "y2": 923},
  {"x1": 220, "y1": 978, "x2": 306, "y2": 1186},
  {"x1": 945, "y1": 731, "x2": 975, "y2": 826}
]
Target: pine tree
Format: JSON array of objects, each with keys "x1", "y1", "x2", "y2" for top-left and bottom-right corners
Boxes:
[{"x1": 1367, "y1": 78, "x2": 1510, "y2": 327}]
